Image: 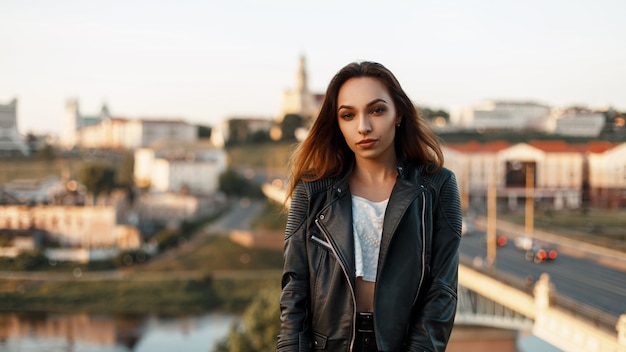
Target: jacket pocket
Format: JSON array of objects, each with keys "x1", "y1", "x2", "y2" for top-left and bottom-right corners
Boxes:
[{"x1": 312, "y1": 331, "x2": 328, "y2": 350}]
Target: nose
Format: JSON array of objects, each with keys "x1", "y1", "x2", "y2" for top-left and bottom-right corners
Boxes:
[{"x1": 357, "y1": 115, "x2": 371, "y2": 135}]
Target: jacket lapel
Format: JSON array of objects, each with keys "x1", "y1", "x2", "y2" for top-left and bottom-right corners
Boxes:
[
  {"x1": 378, "y1": 176, "x2": 422, "y2": 270},
  {"x1": 318, "y1": 188, "x2": 356, "y2": 284}
]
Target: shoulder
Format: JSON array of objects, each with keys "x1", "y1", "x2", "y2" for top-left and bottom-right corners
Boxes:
[
  {"x1": 296, "y1": 175, "x2": 342, "y2": 197},
  {"x1": 425, "y1": 167, "x2": 456, "y2": 186},
  {"x1": 406, "y1": 163, "x2": 456, "y2": 187}
]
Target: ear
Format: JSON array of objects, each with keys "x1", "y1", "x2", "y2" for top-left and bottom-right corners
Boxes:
[{"x1": 396, "y1": 116, "x2": 402, "y2": 126}]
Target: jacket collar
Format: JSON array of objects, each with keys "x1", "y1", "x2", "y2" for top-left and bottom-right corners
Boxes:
[
  {"x1": 317, "y1": 159, "x2": 426, "y2": 282},
  {"x1": 331, "y1": 158, "x2": 416, "y2": 194}
]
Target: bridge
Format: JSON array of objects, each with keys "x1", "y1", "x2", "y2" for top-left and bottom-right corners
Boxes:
[
  {"x1": 457, "y1": 214, "x2": 626, "y2": 352},
  {"x1": 263, "y1": 183, "x2": 626, "y2": 351},
  {"x1": 457, "y1": 263, "x2": 625, "y2": 351}
]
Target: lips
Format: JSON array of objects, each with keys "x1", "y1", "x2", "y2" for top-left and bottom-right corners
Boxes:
[{"x1": 357, "y1": 139, "x2": 377, "y2": 148}]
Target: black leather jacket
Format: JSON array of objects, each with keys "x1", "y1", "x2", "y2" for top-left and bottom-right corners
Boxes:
[{"x1": 277, "y1": 162, "x2": 462, "y2": 351}]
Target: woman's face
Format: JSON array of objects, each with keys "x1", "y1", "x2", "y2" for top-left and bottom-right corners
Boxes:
[{"x1": 337, "y1": 77, "x2": 400, "y2": 164}]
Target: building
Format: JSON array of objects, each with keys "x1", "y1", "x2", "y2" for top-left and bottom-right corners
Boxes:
[
  {"x1": 443, "y1": 141, "x2": 626, "y2": 210},
  {"x1": 465, "y1": 100, "x2": 552, "y2": 132},
  {"x1": 0, "y1": 98, "x2": 29, "y2": 156},
  {"x1": 134, "y1": 140, "x2": 227, "y2": 195},
  {"x1": 279, "y1": 55, "x2": 324, "y2": 122},
  {"x1": 0, "y1": 205, "x2": 141, "y2": 251},
  {"x1": 79, "y1": 118, "x2": 197, "y2": 150},
  {"x1": 62, "y1": 99, "x2": 111, "y2": 148},
  {"x1": 587, "y1": 142, "x2": 626, "y2": 208},
  {"x1": 553, "y1": 110, "x2": 605, "y2": 137},
  {"x1": 1, "y1": 176, "x2": 78, "y2": 205},
  {"x1": 63, "y1": 99, "x2": 197, "y2": 150}
]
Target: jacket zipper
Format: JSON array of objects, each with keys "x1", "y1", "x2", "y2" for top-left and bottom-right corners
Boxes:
[
  {"x1": 311, "y1": 235, "x2": 333, "y2": 250},
  {"x1": 412, "y1": 192, "x2": 427, "y2": 307},
  {"x1": 315, "y1": 218, "x2": 357, "y2": 351}
]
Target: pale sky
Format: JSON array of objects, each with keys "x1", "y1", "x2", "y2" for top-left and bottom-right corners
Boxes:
[{"x1": 1, "y1": 0, "x2": 625, "y2": 135}]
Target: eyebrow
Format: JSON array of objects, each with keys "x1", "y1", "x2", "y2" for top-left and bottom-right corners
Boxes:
[{"x1": 337, "y1": 98, "x2": 388, "y2": 112}]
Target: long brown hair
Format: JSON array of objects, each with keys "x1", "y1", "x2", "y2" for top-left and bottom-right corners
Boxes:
[{"x1": 286, "y1": 61, "x2": 443, "y2": 199}]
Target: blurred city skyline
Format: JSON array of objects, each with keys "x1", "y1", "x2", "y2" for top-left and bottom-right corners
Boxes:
[{"x1": 1, "y1": 0, "x2": 625, "y2": 135}]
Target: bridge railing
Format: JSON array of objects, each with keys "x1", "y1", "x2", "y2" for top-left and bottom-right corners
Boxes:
[
  {"x1": 459, "y1": 255, "x2": 618, "y2": 333},
  {"x1": 552, "y1": 293, "x2": 619, "y2": 333}
]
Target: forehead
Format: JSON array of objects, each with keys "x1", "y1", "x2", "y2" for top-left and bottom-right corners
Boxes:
[{"x1": 337, "y1": 77, "x2": 391, "y2": 104}]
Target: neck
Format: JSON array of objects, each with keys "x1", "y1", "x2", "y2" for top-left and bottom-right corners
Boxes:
[{"x1": 352, "y1": 157, "x2": 398, "y2": 184}]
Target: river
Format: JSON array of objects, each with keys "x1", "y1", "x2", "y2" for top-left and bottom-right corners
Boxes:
[{"x1": 0, "y1": 312, "x2": 237, "y2": 352}]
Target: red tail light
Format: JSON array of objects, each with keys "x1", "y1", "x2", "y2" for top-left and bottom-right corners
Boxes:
[
  {"x1": 537, "y1": 249, "x2": 547, "y2": 260},
  {"x1": 549, "y1": 250, "x2": 558, "y2": 260}
]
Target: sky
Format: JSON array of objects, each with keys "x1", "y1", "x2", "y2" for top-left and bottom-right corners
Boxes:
[{"x1": 1, "y1": 0, "x2": 625, "y2": 135}]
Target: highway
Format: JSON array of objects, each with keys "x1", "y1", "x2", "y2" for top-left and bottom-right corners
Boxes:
[{"x1": 459, "y1": 228, "x2": 626, "y2": 321}]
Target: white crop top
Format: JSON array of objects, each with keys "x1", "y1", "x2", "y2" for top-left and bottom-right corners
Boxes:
[{"x1": 352, "y1": 195, "x2": 388, "y2": 282}]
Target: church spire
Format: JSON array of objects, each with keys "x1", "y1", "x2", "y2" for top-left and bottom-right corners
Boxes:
[{"x1": 296, "y1": 55, "x2": 308, "y2": 94}]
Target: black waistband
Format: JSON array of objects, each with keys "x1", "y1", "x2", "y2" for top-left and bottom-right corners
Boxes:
[{"x1": 356, "y1": 312, "x2": 374, "y2": 332}]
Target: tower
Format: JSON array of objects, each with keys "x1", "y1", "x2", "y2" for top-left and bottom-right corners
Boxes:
[
  {"x1": 0, "y1": 98, "x2": 29, "y2": 156},
  {"x1": 296, "y1": 55, "x2": 309, "y2": 94},
  {"x1": 279, "y1": 55, "x2": 317, "y2": 121},
  {"x1": 62, "y1": 98, "x2": 81, "y2": 148}
]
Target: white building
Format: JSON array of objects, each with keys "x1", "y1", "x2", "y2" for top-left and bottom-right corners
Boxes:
[
  {"x1": 0, "y1": 98, "x2": 29, "y2": 155},
  {"x1": 62, "y1": 99, "x2": 111, "y2": 148},
  {"x1": 554, "y1": 111, "x2": 605, "y2": 137},
  {"x1": 445, "y1": 140, "x2": 626, "y2": 210},
  {"x1": 0, "y1": 205, "x2": 140, "y2": 250},
  {"x1": 587, "y1": 142, "x2": 626, "y2": 208},
  {"x1": 134, "y1": 141, "x2": 227, "y2": 195},
  {"x1": 2, "y1": 176, "x2": 68, "y2": 205},
  {"x1": 79, "y1": 118, "x2": 197, "y2": 150},
  {"x1": 468, "y1": 100, "x2": 552, "y2": 132},
  {"x1": 63, "y1": 98, "x2": 198, "y2": 150}
]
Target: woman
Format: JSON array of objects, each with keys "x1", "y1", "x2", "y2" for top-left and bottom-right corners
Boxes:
[{"x1": 277, "y1": 61, "x2": 462, "y2": 352}]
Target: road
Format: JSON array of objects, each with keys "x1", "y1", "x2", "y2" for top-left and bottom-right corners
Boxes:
[
  {"x1": 459, "y1": 227, "x2": 626, "y2": 321},
  {"x1": 205, "y1": 197, "x2": 265, "y2": 233}
]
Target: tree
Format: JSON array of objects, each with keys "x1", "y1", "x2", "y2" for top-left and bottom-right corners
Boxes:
[
  {"x1": 36, "y1": 144, "x2": 56, "y2": 160},
  {"x1": 115, "y1": 151, "x2": 135, "y2": 188},
  {"x1": 419, "y1": 107, "x2": 450, "y2": 122},
  {"x1": 13, "y1": 250, "x2": 47, "y2": 270},
  {"x1": 79, "y1": 162, "x2": 117, "y2": 204},
  {"x1": 218, "y1": 169, "x2": 264, "y2": 198},
  {"x1": 214, "y1": 286, "x2": 281, "y2": 352},
  {"x1": 279, "y1": 114, "x2": 304, "y2": 141}
]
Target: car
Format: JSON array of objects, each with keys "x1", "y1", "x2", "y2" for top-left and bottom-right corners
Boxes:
[
  {"x1": 480, "y1": 233, "x2": 508, "y2": 247},
  {"x1": 496, "y1": 234, "x2": 508, "y2": 247},
  {"x1": 524, "y1": 243, "x2": 558, "y2": 263},
  {"x1": 514, "y1": 236, "x2": 534, "y2": 251}
]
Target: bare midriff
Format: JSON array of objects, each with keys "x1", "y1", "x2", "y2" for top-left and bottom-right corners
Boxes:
[{"x1": 355, "y1": 277, "x2": 375, "y2": 312}]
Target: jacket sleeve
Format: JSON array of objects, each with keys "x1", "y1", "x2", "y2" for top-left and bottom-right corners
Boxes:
[
  {"x1": 406, "y1": 170, "x2": 462, "y2": 352},
  {"x1": 276, "y1": 180, "x2": 313, "y2": 352}
]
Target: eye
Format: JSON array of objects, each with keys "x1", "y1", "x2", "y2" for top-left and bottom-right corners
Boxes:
[
  {"x1": 339, "y1": 112, "x2": 354, "y2": 120},
  {"x1": 371, "y1": 107, "x2": 387, "y2": 115}
]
